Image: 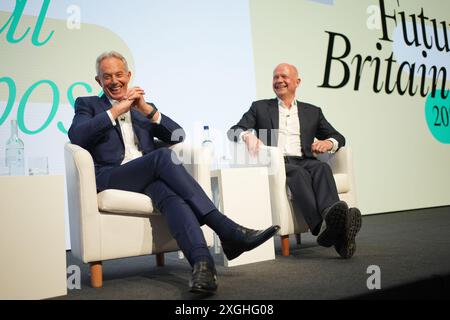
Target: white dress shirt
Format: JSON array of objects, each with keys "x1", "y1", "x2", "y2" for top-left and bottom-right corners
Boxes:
[
  {"x1": 277, "y1": 98, "x2": 338, "y2": 157},
  {"x1": 278, "y1": 99, "x2": 302, "y2": 156},
  {"x1": 106, "y1": 99, "x2": 162, "y2": 165},
  {"x1": 240, "y1": 99, "x2": 339, "y2": 156}
]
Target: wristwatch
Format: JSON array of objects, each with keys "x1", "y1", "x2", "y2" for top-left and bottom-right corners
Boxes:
[{"x1": 146, "y1": 103, "x2": 158, "y2": 120}]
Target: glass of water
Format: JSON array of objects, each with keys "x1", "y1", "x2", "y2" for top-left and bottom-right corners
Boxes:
[{"x1": 28, "y1": 157, "x2": 49, "y2": 176}]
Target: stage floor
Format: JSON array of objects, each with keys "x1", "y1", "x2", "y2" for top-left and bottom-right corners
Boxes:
[{"x1": 60, "y1": 206, "x2": 450, "y2": 300}]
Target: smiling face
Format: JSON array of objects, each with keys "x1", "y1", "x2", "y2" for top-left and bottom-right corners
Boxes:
[
  {"x1": 272, "y1": 64, "x2": 301, "y2": 101},
  {"x1": 95, "y1": 57, "x2": 131, "y2": 101}
]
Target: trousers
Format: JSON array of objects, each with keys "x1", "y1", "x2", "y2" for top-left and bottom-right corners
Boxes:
[
  {"x1": 104, "y1": 147, "x2": 216, "y2": 265},
  {"x1": 284, "y1": 156, "x2": 340, "y2": 235}
]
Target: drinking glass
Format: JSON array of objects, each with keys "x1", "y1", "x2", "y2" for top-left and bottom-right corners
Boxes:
[{"x1": 28, "y1": 157, "x2": 49, "y2": 176}]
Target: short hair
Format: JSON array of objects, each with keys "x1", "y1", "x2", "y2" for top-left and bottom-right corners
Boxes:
[
  {"x1": 95, "y1": 51, "x2": 129, "y2": 76},
  {"x1": 274, "y1": 63, "x2": 299, "y2": 78}
]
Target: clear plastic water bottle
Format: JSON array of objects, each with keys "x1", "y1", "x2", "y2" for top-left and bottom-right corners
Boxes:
[
  {"x1": 202, "y1": 125, "x2": 222, "y2": 254},
  {"x1": 201, "y1": 125, "x2": 217, "y2": 170},
  {"x1": 5, "y1": 119, "x2": 25, "y2": 176}
]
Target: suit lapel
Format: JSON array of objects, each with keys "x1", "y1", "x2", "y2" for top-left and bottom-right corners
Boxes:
[
  {"x1": 268, "y1": 99, "x2": 279, "y2": 130},
  {"x1": 297, "y1": 101, "x2": 308, "y2": 154},
  {"x1": 100, "y1": 93, "x2": 112, "y2": 111},
  {"x1": 100, "y1": 94, "x2": 124, "y2": 145},
  {"x1": 268, "y1": 99, "x2": 279, "y2": 146},
  {"x1": 297, "y1": 101, "x2": 305, "y2": 133},
  {"x1": 130, "y1": 109, "x2": 143, "y2": 149}
]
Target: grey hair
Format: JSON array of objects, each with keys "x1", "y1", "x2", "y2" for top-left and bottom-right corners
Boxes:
[{"x1": 96, "y1": 51, "x2": 129, "y2": 76}]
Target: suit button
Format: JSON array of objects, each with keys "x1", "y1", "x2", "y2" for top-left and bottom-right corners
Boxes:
[{"x1": 120, "y1": 154, "x2": 124, "y2": 157}]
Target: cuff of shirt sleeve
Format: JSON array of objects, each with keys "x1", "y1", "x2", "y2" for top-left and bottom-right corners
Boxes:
[
  {"x1": 238, "y1": 131, "x2": 247, "y2": 143},
  {"x1": 154, "y1": 113, "x2": 162, "y2": 124},
  {"x1": 107, "y1": 110, "x2": 116, "y2": 126},
  {"x1": 239, "y1": 129, "x2": 255, "y2": 143},
  {"x1": 327, "y1": 138, "x2": 339, "y2": 153}
]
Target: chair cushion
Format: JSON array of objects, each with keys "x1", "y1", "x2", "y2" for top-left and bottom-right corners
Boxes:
[{"x1": 97, "y1": 189, "x2": 158, "y2": 216}]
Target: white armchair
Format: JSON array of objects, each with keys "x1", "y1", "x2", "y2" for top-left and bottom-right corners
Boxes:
[
  {"x1": 262, "y1": 146, "x2": 357, "y2": 256},
  {"x1": 229, "y1": 144, "x2": 356, "y2": 256},
  {"x1": 64, "y1": 142, "x2": 214, "y2": 288}
]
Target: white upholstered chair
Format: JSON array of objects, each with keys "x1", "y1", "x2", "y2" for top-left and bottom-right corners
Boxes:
[
  {"x1": 64, "y1": 142, "x2": 214, "y2": 288},
  {"x1": 229, "y1": 144, "x2": 357, "y2": 256},
  {"x1": 262, "y1": 146, "x2": 357, "y2": 256}
]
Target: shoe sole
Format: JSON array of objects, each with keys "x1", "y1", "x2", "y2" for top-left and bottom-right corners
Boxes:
[
  {"x1": 317, "y1": 202, "x2": 348, "y2": 248},
  {"x1": 336, "y1": 208, "x2": 362, "y2": 259},
  {"x1": 189, "y1": 286, "x2": 217, "y2": 294},
  {"x1": 189, "y1": 280, "x2": 218, "y2": 294}
]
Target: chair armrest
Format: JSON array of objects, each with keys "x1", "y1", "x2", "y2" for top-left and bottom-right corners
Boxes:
[
  {"x1": 170, "y1": 142, "x2": 212, "y2": 200},
  {"x1": 64, "y1": 142, "x2": 102, "y2": 260},
  {"x1": 64, "y1": 143, "x2": 100, "y2": 215},
  {"x1": 327, "y1": 146, "x2": 350, "y2": 174},
  {"x1": 327, "y1": 147, "x2": 357, "y2": 207},
  {"x1": 259, "y1": 146, "x2": 292, "y2": 228}
]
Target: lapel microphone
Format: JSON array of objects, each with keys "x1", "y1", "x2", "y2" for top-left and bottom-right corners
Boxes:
[{"x1": 119, "y1": 115, "x2": 126, "y2": 122}]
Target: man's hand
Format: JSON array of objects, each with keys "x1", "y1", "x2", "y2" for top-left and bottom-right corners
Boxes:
[
  {"x1": 244, "y1": 132, "x2": 264, "y2": 157},
  {"x1": 126, "y1": 86, "x2": 146, "y2": 110},
  {"x1": 109, "y1": 98, "x2": 133, "y2": 119},
  {"x1": 108, "y1": 87, "x2": 145, "y2": 119},
  {"x1": 126, "y1": 86, "x2": 159, "y2": 121},
  {"x1": 311, "y1": 140, "x2": 333, "y2": 154}
]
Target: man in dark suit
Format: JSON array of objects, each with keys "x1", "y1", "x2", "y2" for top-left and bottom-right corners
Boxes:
[
  {"x1": 68, "y1": 51, "x2": 279, "y2": 294},
  {"x1": 228, "y1": 63, "x2": 362, "y2": 259}
]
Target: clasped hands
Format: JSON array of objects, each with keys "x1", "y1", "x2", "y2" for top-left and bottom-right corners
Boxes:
[
  {"x1": 110, "y1": 87, "x2": 156, "y2": 120},
  {"x1": 243, "y1": 132, "x2": 333, "y2": 156}
]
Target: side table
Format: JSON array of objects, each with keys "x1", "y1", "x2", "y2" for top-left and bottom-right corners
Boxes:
[
  {"x1": 211, "y1": 167, "x2": 276, "y2": 267},
  {"x1": 0, "y1": 175, "x2": 67, "y2": 299}
]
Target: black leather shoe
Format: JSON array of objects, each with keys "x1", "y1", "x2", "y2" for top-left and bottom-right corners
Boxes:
[
  {"x1": 189, "y1": 261, "x2": 218, "y2": 294},
  {"x1": 317, "y1": 201, "x2": 348, "y2": 248},
  {"x1": 334, "y1": 207, "x2": 362, "y2": 259},
  {"x1": 221, "y1": 225, "x2": 280, "y2": 261}
]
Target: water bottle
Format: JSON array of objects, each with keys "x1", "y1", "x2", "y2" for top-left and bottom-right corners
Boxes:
[
  {"x1": 201, "y1": 125, "x2": 217, "y2": 170},
  {"x1": 5, "y1": 119, "x2": 25, "y2": 176},
  {"x1": 202, "y1": 125, "x2": 222, "y2": 254}
]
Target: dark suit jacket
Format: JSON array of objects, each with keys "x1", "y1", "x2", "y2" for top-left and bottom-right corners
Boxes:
[
  {"x1": 68, "y1": 94, "x2": 185, "y2": 191},
  {"x1": 227, "y1": 98, "x2": 345, "y2": 158}
]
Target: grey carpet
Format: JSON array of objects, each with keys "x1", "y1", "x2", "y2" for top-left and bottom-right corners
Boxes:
[{"x1": 56, "y1": 206, "x2": 450, "y2": 300}]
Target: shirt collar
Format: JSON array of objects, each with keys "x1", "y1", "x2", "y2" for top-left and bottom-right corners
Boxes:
[
  {"x1": 107, "y1": 96, "x2": 131, "y2": 121},
  {"x1": 107, "y1": 96, "x2": 116, "y2": 106},
  {"x1": 277, "y1": 98, "x2": 297, "y2": 109}
]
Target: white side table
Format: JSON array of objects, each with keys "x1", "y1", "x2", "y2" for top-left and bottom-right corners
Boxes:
[
  {"x1": 0, "y1": 176, "x2": 67, "y2": 299},
  {"x1": 211, "y1": 167, "x2": 275, "y2": 267}
]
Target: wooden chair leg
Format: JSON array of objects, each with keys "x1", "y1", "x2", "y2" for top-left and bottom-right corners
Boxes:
[
  {"x1": 295, "y1": 233, "x2": 301, "y2": 246},
  {"x1": 281, "y1": 235, "x2": 290, "y2": 256},
  {"x1": 156, "y1": 253, "x2": 165, "y2": 266},
  {"x1": 90, "y1": 261, "x2": 103, "y2": 288}
]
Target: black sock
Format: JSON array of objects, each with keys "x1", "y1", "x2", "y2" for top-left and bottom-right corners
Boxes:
[
  {"x1": 191, "y1": 252, "x2": 215, "y2": 267},
  {"x1": 157, "y1": 195, "x2": 214, "y2": 268},
  {"x1": 203, "y1": 210, "x2": 239, "y2": 241}
]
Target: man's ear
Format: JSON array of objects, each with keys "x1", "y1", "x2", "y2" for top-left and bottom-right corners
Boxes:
[
  {"x1": 296, "y1": 78, "x2": 301, "y2": 88},
  {"x1": 95, "y1": 76, "x2": 101, "y2": 86}
]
